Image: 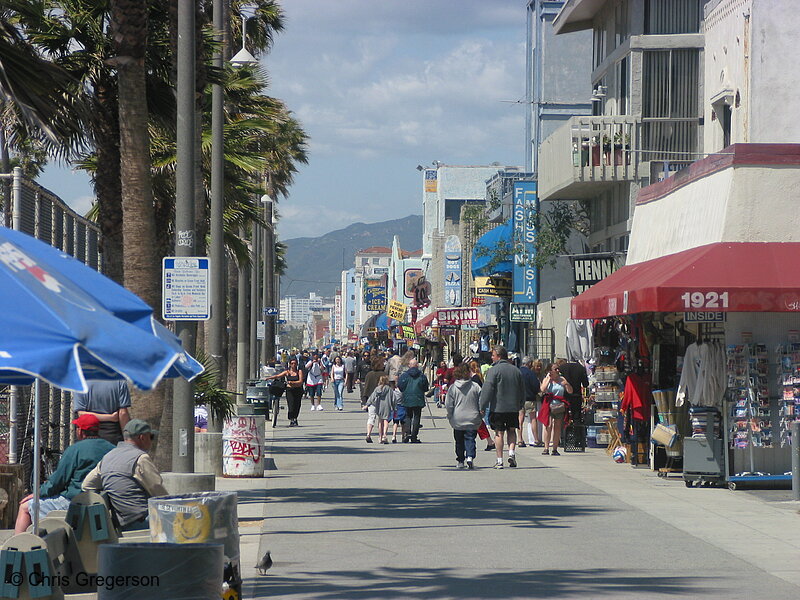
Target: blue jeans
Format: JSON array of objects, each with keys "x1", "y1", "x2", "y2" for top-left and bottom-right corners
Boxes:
[
  {"x1": 453, "y1": 429, "x2": 478, "y2": 462},
  {"x1": 333, "y1": 380, "x2": 345, "y2": 408}
]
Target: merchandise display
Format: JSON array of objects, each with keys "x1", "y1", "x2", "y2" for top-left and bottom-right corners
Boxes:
[
  {"x1": 776, "y1": 341, "x2": 800, "y2": 447},
  {"x1": 726, "y1": 344, "x2": 772, "y2": 450}
]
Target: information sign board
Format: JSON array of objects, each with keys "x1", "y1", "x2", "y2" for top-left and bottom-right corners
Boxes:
[
  {"x1": 162, "y1": 257, "x2": 210, "y2": 320},
  {"x1": 510, "y1": 303, "x2": 537, "y2": 322}
]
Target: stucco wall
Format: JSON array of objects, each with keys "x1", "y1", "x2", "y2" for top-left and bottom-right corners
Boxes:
[{"x1": 627, "y1": 164, "x2": 800, "y2": 264}]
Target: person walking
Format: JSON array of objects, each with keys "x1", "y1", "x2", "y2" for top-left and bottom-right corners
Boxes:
[
  {"x1": 538, "y1": 363, "x2": 573, "y2": 456},
  {"x1": 356, "y1": 351, "x2": 372, "y2": 406},
  {"x1": 361, "y1": 356, "x2": 386, "y2": 410},
  {"x1": 386, "y1": 348, "x2": 402, "y2": 387},
  {"x1": 519, "y1": 356, "x2": 543, "y2": 448},
  {"x1": 479, "y1": 346, "x2": 524, "y2": 469},
  {"x1": 365, "y1": 375, "x2": 395, "y2": 444},
  {"x1": 305, "y1": 353, "x2": 326, "y2": 411},
  {"x1": 445, "y1": 363, "x2": 482, "y2": 469},
  {"x1": 264, "y1": 358, "x2": 304, "y2": 426},
  {"x1": 344, "y1": 351, "x2": 357, "y2": 393},
  {"x1": 558, "y1": 358, "x2": 590, "y2": 425},
  {"x1": 330, "y1": 356, "x2": 346, "y2": 411},
  {"x1": 434, "y1": 360, "x2": 448, "y2": 408},
  {"x1": 398, "y1": 358, "x2": 429, "y2": 443}
]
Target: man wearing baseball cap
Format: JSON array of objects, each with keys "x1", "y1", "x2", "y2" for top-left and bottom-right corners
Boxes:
[
  {"x1": 15, "y1": 414, "x2": 115, "y2": 533},
  {"x1": 82, "y1": 419, "x2": 168, "y2": 530}
]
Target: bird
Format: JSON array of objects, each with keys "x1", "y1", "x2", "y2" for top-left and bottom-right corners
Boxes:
[{"x1": 255, "y1": 551, "x2": 272, "y2": 575}]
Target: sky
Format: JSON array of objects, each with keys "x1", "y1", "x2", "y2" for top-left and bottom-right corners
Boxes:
[{"x1": 38, "y1": 0, "x2": 527, "y2": 241}]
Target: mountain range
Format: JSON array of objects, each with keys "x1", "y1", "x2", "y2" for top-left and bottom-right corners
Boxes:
[{"x1": 280, "y1": 215, "x2": 423, "y2": 299}]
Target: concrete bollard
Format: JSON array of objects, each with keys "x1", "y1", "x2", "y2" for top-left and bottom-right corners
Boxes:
[
  {"x1": 195, "y1": 432, "x2": 223, "y2": 476},
  {"x1": 161, "y1": 472, "x2": 216, "y2": 495}
]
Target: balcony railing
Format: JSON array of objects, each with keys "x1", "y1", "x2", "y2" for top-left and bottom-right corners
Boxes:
[{"x1": 539, "y1": 115, "x2": 642, "y2": 200}]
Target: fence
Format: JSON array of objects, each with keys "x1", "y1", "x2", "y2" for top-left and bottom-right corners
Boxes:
[{"x1": 1, "y1": 167, "x2": 100, "y2": 484}]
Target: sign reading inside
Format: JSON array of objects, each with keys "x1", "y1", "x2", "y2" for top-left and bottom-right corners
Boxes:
[
  {"x1": 573, "y1": 256, "x2": 618, "y2": 293},
  {"x1": 163, "y1": 257, "x2": 210, "y2": 320},
  {"x1": 512, "y1": 181, "x2": 538, "y2": 304},
  {"x1": 683, "y1": 311, "x2": 726, "y2": 323}
]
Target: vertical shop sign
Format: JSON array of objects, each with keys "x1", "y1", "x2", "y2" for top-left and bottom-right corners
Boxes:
[
  {"x1": 364, "y1": 274, "x2": 387, "y2": 311},
  {"x1": 512, "y1": 181, "x2": 538, "y2": 304},
  {"x1": 443, "y1": 235, "x2": 462, "y2": 307}
]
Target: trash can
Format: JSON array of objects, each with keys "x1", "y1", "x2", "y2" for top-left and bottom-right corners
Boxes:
[
  {"x1": 148, "y1": 492, "x2": 240, "y2": 565},
  {"x1": 97, "y1": 542, "x2": 223, "y2": 599},
  {"x1": 223, "y1": 415, "x2": 265, "y2": 477}
]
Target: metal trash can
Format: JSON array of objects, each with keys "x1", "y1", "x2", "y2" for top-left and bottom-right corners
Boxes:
[
  {"x1": 148, "y1": 491, "x2": 240, "y2": 563},
  {"x1": 97, "y1": 542, "x2": 223, "y2": 599}
]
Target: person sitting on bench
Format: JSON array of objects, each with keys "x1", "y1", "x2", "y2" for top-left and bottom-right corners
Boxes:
[
  {"x1": 15, "y1": 414, "x2": 114, "y2": 533},
  {"x1": 82, "y1": 419, "x2": 168, "y2": 531}
]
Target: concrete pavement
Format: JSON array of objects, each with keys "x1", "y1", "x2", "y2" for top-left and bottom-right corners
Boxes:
[{"x1": 236, "y1": 386, "x2": 800, "y2": 599}]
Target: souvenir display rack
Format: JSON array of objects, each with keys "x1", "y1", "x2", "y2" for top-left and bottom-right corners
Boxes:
[{"x1": 777, "y1": 342, "x2": 800, "y2": 447}]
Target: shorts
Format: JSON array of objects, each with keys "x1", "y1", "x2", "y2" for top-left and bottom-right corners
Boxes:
[
  {"x1": 489, "y1": 412, "x2": 519, "y2": 432},
  {"x1": 307, "y1": 384, "x2": 323, "y2": 398},
  {"x1": 366, "y1": 405, "x2": 377, "y2": 427},
  {"x1": 32, "y1": 495, "x2": 71, "y2": 519}
]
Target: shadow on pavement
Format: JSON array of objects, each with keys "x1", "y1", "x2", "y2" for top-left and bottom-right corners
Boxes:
[
  {"x1": 262, "y1": 487, "x2": 605, "y2": 531},
  {"x1": 248, "y1": 567, "x2": 701, "y2": 599}
]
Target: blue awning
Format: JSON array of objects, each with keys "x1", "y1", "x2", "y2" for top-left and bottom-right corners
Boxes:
[{"x1": 471, "y1": 220, "x2": 513, "y2": 278}]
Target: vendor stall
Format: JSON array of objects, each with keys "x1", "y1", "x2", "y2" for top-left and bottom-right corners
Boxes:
[{"x1": 571, "y1": 242, "x2": 800, "y2": 488}]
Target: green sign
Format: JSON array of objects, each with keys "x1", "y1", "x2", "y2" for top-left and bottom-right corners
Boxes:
[{"x1": 510, "y1": 303, "x2": 537, "y2": 322}]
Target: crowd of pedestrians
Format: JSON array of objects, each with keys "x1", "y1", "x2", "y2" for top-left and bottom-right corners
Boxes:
[{"x1": 262, "y1": 344, "x2": 590, "y2": 470}]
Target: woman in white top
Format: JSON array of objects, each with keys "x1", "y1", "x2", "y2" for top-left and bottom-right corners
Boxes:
[{"x1": 331, "y1": 356, "x2": 346, "y2": 411}]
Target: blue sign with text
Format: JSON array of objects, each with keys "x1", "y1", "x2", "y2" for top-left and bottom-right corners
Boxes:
[{"x1": 512, "y1": 181, "x2": 538, "y2": 304}]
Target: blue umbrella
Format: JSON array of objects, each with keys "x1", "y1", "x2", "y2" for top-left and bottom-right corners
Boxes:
[
  {"x1": 0, "y1": 226, "x2": 202, "y2": 391},
  {"x1": 0, "y1": 225, "x2": 203, "y2": 533}
]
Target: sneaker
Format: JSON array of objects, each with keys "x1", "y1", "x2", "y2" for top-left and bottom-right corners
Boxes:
[
  {"x1": 484, "y1": 444, "x2": 495, "y2": 452},
  {"x1": 518, "y1": 441, "x2": 527, "y2": 448},
  {"x1": 466, "y1": 458, "x2": 474, "y2": 470},
  {"x1": 542, "y1": 449, "x2": 550, "y2": 455},
  {"x1": 410, "y1": 438, "x2": 422, "y2": 444},
  {"x1": 508, "y1": 455, "x2": 517, "y2": 468},
  {"x1": 366, "y1": 436, "x2": 373, "y2": 443},
  {"x1": 457, "y1": 462, "x2": 465, "y2": 469},
  {"x1": 551, "y1": 450, "x2": 560, "y2": 456},
  {"x1": 494, "y1": 461, "x2": 504, "y2": 469},
  {"x1": 317, "y1": 405, "x2": 324, "y2": 411},
  {"x1": 391, "y1": 438, "x2": 397, "y2": 444}
]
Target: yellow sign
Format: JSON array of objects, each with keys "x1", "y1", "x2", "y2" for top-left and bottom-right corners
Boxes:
[
  {"x1": 474, "y1": 276, "x2": 512, "y2": 297},
  {"x1": 387, "y1": 300, "x2": 407, "y2": 322}
]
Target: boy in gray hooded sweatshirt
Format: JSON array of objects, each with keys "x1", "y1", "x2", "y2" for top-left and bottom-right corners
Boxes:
[{"x1": 445, "y1": 363, "x2": 483, "y2": 469}]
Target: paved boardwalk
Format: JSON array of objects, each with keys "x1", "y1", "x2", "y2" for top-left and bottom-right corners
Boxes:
[{"x1": 241, "y1": 388, "x2": 800, "y2": 599}]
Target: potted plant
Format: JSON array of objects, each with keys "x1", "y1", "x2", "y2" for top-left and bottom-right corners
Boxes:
[{"x1": 613, "y1": 131, "x2": 631, "y2": 165}]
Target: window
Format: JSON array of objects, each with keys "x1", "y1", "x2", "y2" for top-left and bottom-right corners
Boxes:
[
  {"x1": 614, "y1": 0, "x2": 629, "y2": 47},
  {"x1": 593, "y1": 27, "x2": 607, "y2": 69},
  {"x1": 617, "y1": 57, "x2": 629, "y2": 115},
  {"x1": 351, "y1": 295, "x2": 355, "y2": 301},
  {"x1": 372, "y1": 257, "x2": 379, "y2": 264},
  {"x1": 644, "y1": 0, "x2": 702, "y2": 34}
]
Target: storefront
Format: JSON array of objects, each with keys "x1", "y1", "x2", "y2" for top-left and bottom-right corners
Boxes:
[{"x1": 571, "y1": 241, "x2": 800, "y2": 487}]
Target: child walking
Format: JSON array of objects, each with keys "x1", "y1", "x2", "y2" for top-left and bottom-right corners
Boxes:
[
  {"x1": 365, "y1": 375, "x2": 395, "y2": 444},
  {"x1": 445, "y1": 363, "x2": 483, "y2": 469},
  {"x1": 390, "y1": 386, "x2": 406, "y2": 443}
]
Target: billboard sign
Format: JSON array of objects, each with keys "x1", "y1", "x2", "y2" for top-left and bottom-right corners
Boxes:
[
  {"x1": 510, "y1": 303, "x2": 537, "y2": 322},
  {"x1": 364, "y1": 274, "x2": 387, "y2": 312},
  {"x1": 443, "y1": 235, "x2": 462, "y2": 307},
  {"x1": 424, "y1": 169, "x2": 437, "y2": 193},
  {"x1": 512, "y1": 181, "x2": 538, "y2": 304},
  {"x1": 387, "y1": 300, "x2": 407, "y2": 322},
  {"x1": 474, "y1": 276, "x2": 511, "y2": 297},
  {"x1": 573, "y1": 255, "x2": 618, "y2": 293},
  {"x1": 437, "y1": 308, "x2": 479, "y2": 327}
]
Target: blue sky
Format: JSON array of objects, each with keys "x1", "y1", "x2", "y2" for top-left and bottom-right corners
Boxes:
[{"x1": 39, "y1": 0, "x2": 527, "y2": 240}]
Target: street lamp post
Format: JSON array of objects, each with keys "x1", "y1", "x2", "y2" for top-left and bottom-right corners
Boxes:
[
  {"x1": 261, "y1": 194, "x2": 275, "y2": 365},
  {"x1": 173, "y1": 0, "x2": 196, "y2": 472}
]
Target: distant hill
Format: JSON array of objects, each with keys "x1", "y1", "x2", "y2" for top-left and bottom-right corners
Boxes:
[{"x1": 280, "y1": 215, "x2": 423, "y2": 298}]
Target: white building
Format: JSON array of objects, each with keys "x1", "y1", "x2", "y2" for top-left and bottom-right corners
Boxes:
[
  {"x1": 353, "y1": 247, "x2": 392, "y2": 336},
  {"x1": 279, "y1": 292, "x2": 326, "y2": 326}
]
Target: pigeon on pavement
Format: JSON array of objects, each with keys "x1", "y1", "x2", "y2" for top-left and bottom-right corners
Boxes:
[{"x1": 256, "y1": 551, "x2": 273, "y2": 575}]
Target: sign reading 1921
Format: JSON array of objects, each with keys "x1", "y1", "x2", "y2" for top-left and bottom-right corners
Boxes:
[{"x1": 510, "y1": 303, "x2": 537, "y2": 322}]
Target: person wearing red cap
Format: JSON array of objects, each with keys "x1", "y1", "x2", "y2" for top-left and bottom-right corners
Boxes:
[{"x1": 14, "y1": 413, "x2": 115, "y2": 533}]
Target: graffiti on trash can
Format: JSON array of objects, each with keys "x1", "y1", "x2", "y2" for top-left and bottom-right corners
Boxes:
[{"x1": 223, "y1": 416, "x2": 264, "y2": 476}]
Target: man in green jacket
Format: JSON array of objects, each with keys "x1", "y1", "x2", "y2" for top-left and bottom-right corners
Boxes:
[
  {"x1": 15, "y1": 413, "x2": 115, "y2": 533},
  {"x1": 398, "y1": 358, "x2": 429, "y2": 443}
]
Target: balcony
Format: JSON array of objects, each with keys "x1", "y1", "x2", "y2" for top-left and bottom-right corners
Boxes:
[{"x1": 539, "y1": 115, "x2": 642, "y2": 201}]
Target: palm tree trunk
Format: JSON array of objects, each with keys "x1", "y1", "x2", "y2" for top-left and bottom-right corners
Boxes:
[{"x1": 111, "y1": 0, "x2": 165, "y2": 463}]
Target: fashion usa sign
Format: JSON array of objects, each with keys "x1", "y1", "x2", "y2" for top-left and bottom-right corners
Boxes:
[{"x1": 512, "y1": 181, "x2": 538, "y2": 304}]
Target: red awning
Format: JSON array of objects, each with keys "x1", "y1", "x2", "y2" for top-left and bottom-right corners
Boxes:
[
  {"x1": 571, "y1": 242, "x2": 800, "y2": 319},
  {"x1": 414, "y1": 310, "x2": 438, "y2": 334}
]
